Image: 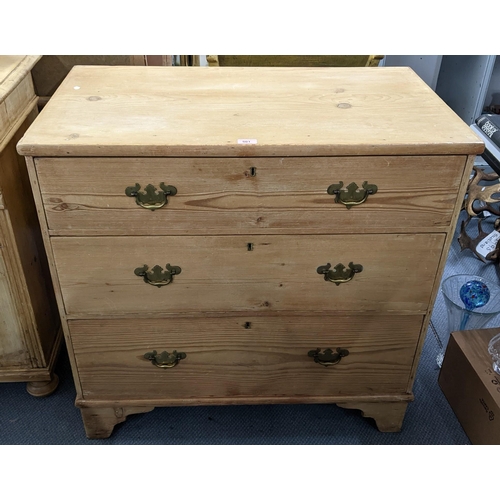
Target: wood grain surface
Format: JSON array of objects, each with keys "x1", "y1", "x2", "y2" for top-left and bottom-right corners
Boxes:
[
  {"x1": 17, "y1": 65, "x2": 481, "y2": 436},
  {"x1": 71, "y1": 315, "x2": 422, "y2": 401},
  {"x1": 0, "y1": 56, "x2": 40, "y2": 101},
  {"x1": 51, "y1": 233, "x2": 444, "y2": 316},
  {"x1": 36, "y1": 155, "x2": 465, "y2": 235},
  {"x1": 0, "y1": 56, "x2": 38, "y2": 147},
  {"x1": 0, "y1": 209, "x2": 28, "y2": 367},
  {"x1": 0, "y1": 116, "x2": 61, "y2": 366},
  {"x1": 0, "y1": 55, "x2": 61, "y2": 383},
  {"x1": 16, "y1": 66, "x2": 483, "y2": 157}
]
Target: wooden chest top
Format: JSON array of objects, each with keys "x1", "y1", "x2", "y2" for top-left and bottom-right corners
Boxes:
[
  {"x1": 1, "y1": 55, "x2": 40, "y2": 145},
  {"x1": 0, "y1": 56, "x2": 39, "y2": 101},
  {"x1": 17, "y1": 66, "x2": 483, "y2": 157}
]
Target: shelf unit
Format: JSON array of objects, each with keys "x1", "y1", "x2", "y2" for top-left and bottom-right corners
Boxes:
[{"x1": 435, "y1": 56, "x2": 499, "y2": 124}]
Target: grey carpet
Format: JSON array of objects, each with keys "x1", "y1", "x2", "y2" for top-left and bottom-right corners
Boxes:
[{"x1": 1, "y1": 212, "x2": 498, "y2": 445}]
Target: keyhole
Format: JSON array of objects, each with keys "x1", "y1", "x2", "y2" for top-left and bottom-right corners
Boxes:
[
  {"x1": 244, "y1": 322, "x2": 252, "y2": 329},
  {"x1": 247, "y1": 243, "x2": 254, "y2": 251},
  {"x1": 250, "y1": 167, "x2": 257, "y2": 177}
]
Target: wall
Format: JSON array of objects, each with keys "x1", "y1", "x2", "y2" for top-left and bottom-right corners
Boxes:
[{"x1": 383, "y1": 55, "x2": 443, "y2": 90}]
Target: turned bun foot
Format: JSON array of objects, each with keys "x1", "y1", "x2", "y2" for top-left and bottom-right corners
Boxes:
[{"x1": 26, "y1": 373, "x2": 59, "y2": 397}]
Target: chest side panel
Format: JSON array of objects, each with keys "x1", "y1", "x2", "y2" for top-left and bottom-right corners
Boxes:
[{"x1": 0, "y1": 212, "x2": 29, "y2": 367}]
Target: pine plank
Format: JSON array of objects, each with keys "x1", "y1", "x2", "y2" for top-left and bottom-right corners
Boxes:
[
  {"x1": 17, "y1": 66, "x2": 483, "y2": 157},
  {"x1": 36, "y1": 155, "x2": 465, "y2": 235},
  {"x1": 51, "y1": 234, "x2": 445, "y2": 316},
  {"x1": 71, "y1": 315, "x2": 422, "y2": 401}
]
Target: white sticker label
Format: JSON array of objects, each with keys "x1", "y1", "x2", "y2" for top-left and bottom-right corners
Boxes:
[
  {"x1": 477, "y1": 230, "x2": 500, "y2": 258},
  {"x1": 237, "y1": 139, "x2": 257, "y2": 144}
]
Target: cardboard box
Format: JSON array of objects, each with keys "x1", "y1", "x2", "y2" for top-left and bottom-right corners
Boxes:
[{"x1": 439, "y1": 327, "x2": 500, "y2": 445}]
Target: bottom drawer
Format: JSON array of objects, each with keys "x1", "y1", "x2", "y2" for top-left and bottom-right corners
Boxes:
[{"x1": 70, "y1": 315, "x2": 423, "y2": 402}]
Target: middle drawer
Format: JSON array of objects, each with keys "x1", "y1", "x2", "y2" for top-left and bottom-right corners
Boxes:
[{"x1": 52, "y1": 234, "x2": 444, "y2": 316}]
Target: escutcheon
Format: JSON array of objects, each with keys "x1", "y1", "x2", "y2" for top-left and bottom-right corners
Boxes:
[
  {"x1": 125, "y1": 183, "x2": 177, "y2": 210},
  {"x1": 327, "y1": 181, "x2": 377, "y2": 209},
  {"x1": 134, "y1": 264, "x2": 181, "y2": 287}
]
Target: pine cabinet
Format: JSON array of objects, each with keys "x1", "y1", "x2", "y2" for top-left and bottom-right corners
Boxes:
[{"x1": 0, "y1": 56, "x2": 61, "y2": 395}]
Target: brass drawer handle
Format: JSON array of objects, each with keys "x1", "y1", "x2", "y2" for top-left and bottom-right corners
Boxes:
[
  {"x1": 125, "y1": 183, "x2": 177, "y2": 210},
  {"x1": 134, "y1": 264, "x2": 181, "y2": 287},
  {"x1": 327, "y1": 181, "x2": 377, "y2": 209},
  {"x1": 317, "y1": 262, "x2": 363, "y2": 285},
  {"x1": 144, "y1": 350, "x2": 186, "y2": 368},
  {"x1": 308, "y1": 348, "x2": 349, "y2": 367}
]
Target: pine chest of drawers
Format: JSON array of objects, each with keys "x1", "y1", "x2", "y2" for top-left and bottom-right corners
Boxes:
[
  {"x1": 17, "y1": 66, "x2": 483, "y2": 438},
  {"x1": 0, "y1": 56, "x2": 61, "y2": 396}
]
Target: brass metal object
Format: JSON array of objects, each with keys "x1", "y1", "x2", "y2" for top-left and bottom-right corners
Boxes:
[
  {"x1": 459, "y1": 167, "x2": 500, "y2": 264},
  {"x1": 462, "y1": 166, "x2": 500, "y2": 217},
  {"x1": 327, "y1": 181, "x2": 377, "y2": 209},
  {"x1": 125, "y1": 183, "x2": 177, "y2": 210},
  {"x1": 308, "y1": 348, "x2": 350, "y2": 367},
  {"x1": 317, "y1": 262, "x2": 363, "y2": 285},
  {"x1": 134, "y1": 264, "x2": 181, "y2": 287},
  {"x1": 144, "y1": 350, "x2": 186, "y2": 368},
  {"x1": 459, "y1": 217, "x2": 500, "y2": 263}
]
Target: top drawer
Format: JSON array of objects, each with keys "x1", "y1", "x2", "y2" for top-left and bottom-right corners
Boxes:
[{"x1": 35, "y1": 156, "x2": 466, "y2": 235}]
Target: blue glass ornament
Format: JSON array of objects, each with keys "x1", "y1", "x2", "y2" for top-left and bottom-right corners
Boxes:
[{"x1": 459, "y1": 280, "x2": 490, "y2": 329}]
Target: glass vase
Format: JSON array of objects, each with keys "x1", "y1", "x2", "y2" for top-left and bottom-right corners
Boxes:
[{"x1": 437, "y1": 274, "x2": 500, "y2": 367}]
